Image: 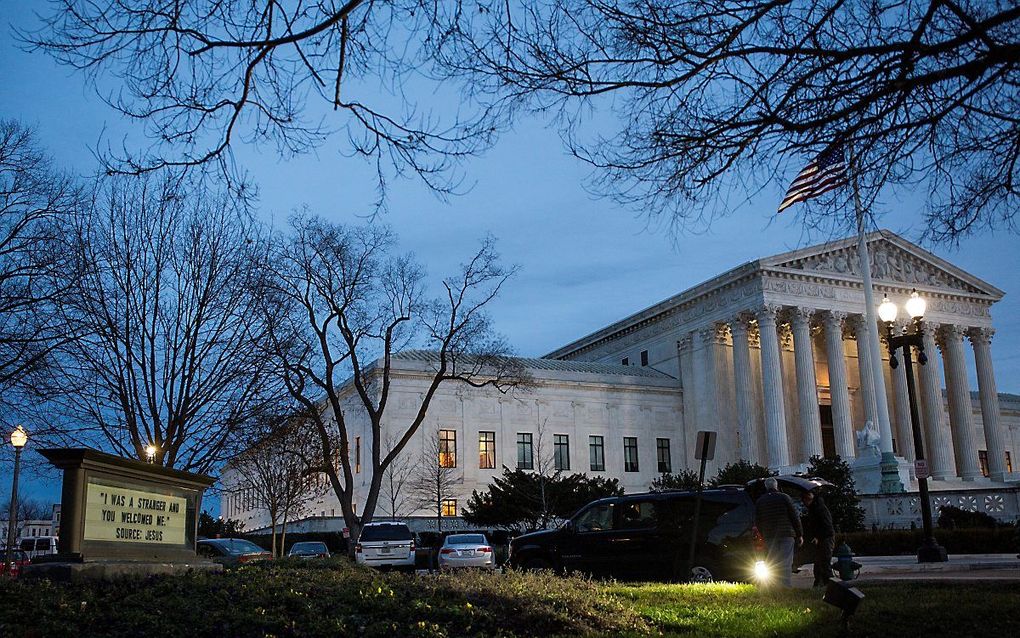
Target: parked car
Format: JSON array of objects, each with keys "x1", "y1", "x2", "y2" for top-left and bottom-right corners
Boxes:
[
  {"x1": 438, "y1": 534, "x2": 496, "y2": 571},
  {"x1": 0, "y1": 549, "x2": 32, "y2": 577},
  {"x1": 507, "y1": 475, "x2": 831, "y2": 583},
  {"x1": 287, "y1": 541, "x2": 331, "y2": 559},
  {"x1": 196, "y1": 538, "x2": 272, "y2": 567},
  {"x1": 354, "y1": 522, "x2": 415, "y2": 570},
  {"x1": 19, "y1": 536, "x2": 58, "y2": 560}
]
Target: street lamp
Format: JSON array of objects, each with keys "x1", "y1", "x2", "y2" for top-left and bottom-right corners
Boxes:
[
  {"x1": 5, "y1": 426, "x2": 28, "y2": 576},
  {"x1": 879, "y1": 290, "x2": 947, "y2": 563},
  {"x1": 145, "y1": 444, "x2": 157, "y2": 464}
]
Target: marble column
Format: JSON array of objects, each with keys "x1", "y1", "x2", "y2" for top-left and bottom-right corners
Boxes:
[
  {"x1": 938, "y1": 325, "x2": 981, "y2": 480},
  {"x1": 731, "y1": 315, "x2": 762, "y2": 464},
  {"x1": 757, "y1": 305, "x2": 789, "y2": 468},
  {"x1": 889, "y1": 337, "x2": 916, "y2": 462},
  {"x1": 822, "y1": 311, "x2": 855, "y2": 460},
  {"x1": 969, "y1": 328, "x2": 1008, "y2": 480},
  {"x1": 917, "y1": 323, "x2": 956, "y2": 480},
  {"x1": 852, "y1": 315, "x2": 879, "y2": 429},
  {"x1": 790, "y1": 308, "x2": 823, "y2": 462}
]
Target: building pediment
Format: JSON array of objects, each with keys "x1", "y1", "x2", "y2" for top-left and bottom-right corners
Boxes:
[{"x1": 762, "y1": 231, "x2": 1003, "y2": 299}]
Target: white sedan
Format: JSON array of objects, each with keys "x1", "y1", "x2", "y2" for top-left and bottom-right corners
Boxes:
[{"x1": 438, "y1": 534, "x2": 496, "y2": 570}]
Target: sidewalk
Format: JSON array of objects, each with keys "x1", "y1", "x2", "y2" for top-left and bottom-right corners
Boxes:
[{"x1": 854, "y1": 553, "x2": 1020, "y2": 573}]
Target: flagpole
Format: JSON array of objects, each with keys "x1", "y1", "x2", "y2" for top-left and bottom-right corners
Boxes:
[{"x1": 849, "y1": 145, "x2": 905, "y2": 494}]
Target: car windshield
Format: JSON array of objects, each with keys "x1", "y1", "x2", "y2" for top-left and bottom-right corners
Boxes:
[
  {"x1": 360, "y1": 525, "x2": 412, "y2": 542},
  {"x1": 291, "y1": 542, "x2": 327, "y2": 553},
  {"x1": 447, "y1": 534, "x2": 486, "y2": 545},
  {"x1": 218, "y1": 539, "x2": 265, "y2": 555}
]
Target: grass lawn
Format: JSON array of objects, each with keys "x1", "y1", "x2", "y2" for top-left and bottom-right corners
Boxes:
[{"x1": 1, "y1": 560, "x2": 1017, "y2": 637}]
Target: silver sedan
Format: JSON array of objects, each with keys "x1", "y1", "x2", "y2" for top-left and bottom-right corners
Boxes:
[{"x1": 438, "y1": 534, "x2": 496, "y2": 570}]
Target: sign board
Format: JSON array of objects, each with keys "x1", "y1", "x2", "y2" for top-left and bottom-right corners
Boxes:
[
  {"x1": 36, "y1": 448, "x2": 215, "y2": 564},
  {"x1": 914, "y1": 459, "x2": 930, "y2": 480},
  {"x1": 83, "y1": 481, "x2": 188, "y2": 545},
  {"x1": 695, "y1": 431, "x2": 717, "y2": 461}
]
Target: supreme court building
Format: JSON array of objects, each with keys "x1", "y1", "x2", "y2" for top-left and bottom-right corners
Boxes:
[{"x1": 223, "y1": 231, "x2": 1020, "y2": 533}]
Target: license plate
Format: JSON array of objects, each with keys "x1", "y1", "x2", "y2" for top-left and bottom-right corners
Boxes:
[{"x1": 380, "y1": 547, "x2": 391, "y2": 554}]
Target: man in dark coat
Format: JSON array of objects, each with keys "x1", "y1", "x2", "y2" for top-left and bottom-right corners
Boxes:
[
  {"x1": 754, "y1": 478, "x2": 803, "y2": 587},
  {"x1": 801, "y1": 490, "x2": 835, "y2": 587}
]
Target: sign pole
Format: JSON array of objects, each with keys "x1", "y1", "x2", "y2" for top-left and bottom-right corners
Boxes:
[{"x1": 686, "y1": 431, "x2": 716, "y2": 581}]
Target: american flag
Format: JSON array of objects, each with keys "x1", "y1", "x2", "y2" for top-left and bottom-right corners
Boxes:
[{"x1": 778, "y1": 143, "x2": 847, "y2": 212}]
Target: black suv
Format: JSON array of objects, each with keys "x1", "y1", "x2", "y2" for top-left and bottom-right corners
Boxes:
[{"x1": 507, "y1": 475, "x2": 828, "y2": 582}]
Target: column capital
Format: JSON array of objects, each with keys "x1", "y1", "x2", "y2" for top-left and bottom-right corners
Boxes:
[
  {"x1": 918, "y1": 320, "x2": 940, "y2": 340},
  {"x1": 789, "y1": 306, "x2": 815, "y2": 328},
  {"x1": 847, "y1": 313, "x2": 871, "y2": 337},
  {"x1": 936, "y1": 323, "x2": 967, "y2": 348},
  {"x1": 731, "y1": 312, "x2": 755, "y2": 334},
  {"x1": 967, "y1": 327, "x2": 995, "y2": 346},
  {"x1": 822, "y1": 310, "x2": 847, "y2": 330},
  {"x1": 757, "y1": 304, "x2": 782, "y2": 324},
  {"x1": 678, "y1": 333, "x2": 694, "y2": 353},
  {"x1": 697, "y1": 324, "x2": 729, "y2": 346}
]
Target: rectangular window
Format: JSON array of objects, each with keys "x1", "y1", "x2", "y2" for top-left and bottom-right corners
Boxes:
[
  {"x1": 624, "y1": 436, "x2": 639, "y2": 472},
  {"x1": 589, "y1": 435, "x2": 605, "y2": 472},
  {"x1": 979, "y1": 450, "x2": 989, "y2": 477},
  {"x1": 656, "y1": 438, "x2": 672, "y2": 473},
  {"x1": 355, "y1": 436, "x2": 362, "y2": 473},
  {"x1": 439, "y1": 429, "x2": 457, "y2": 468},
  {"x1": 622, "y1": 357, "x2": 629, "y2": 366},
  {"x1": 517, "y1": 433, "x2": 534, "y2": 470},
  {"x1": 441, "y1": 499, "x2": 458, "y2": 517},
  {"x1": 554, "y1": 434, "x2": 570, "y2": 471},
  {"x1": 479, "y1": 431, "x2": 496, "y2": 469},
  {"x1": 640, "y1": 350, "x2": 649, "y2": 366}
]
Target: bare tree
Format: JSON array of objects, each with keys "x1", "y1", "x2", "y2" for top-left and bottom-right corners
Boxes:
[
  {"x1": 531, "y1": 418, "x2": 563, "y2": 529},
  {"x1": 440, "y1": 1, "x2": 1020, "y2": 241},
  {"x1": 45, "y1": 173, "x2": 284, "y2": 470},
  {"x1": 257, "y1": 214, "x2": 528, "y2": 542},
  {"x1": 379, "y1": 433, "x2": 414, "y2": 521},
  {"x1": 408, "y1": 427, "x2": 462, "y2": 535},
  {"x1": 1, "y1": 498, "x2": 52, "y2": 545},
  {"x1": 25, "y1": 1, "x2": 506, "y2": 207},
  {"x1": 228, "y1": 419, "x2": 326, "y2": 556},
  {"x1": 0, "y1": 120, "x2": 79, "y2": 422}
]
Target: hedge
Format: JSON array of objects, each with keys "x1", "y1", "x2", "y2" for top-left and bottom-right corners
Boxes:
[{"x1": 835, "y1": 527, "x2": 1019, "y2": 556}]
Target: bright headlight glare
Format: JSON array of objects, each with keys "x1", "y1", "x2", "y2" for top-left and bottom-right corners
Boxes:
[{"x1": 753, "y1": 560, "x2": 770, "y2": 581}]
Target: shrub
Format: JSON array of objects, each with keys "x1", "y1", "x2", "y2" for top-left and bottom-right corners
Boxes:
[
  {"x1": 650, "y1": 469, "x2": 701, "y2": 491},
  {"x1": 936, "y1": 505, "x2": 998, "y2": 529},
  {"x1": 836, "y1": 528, "x2": 1017, "y2": 556},
  {"x1": 708, "y1": 460, "x2": 775, "y2": 487}
]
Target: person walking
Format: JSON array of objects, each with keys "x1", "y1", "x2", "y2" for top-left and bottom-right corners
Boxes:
[
  {"x1": 801, "y1": 490, "x2": 835, "y2": 587},
  {"x1": 754, "y1": 478, "x2": 803, "y2": 587}
]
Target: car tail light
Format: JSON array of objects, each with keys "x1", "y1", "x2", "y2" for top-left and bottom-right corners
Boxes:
[
  {"x1": 440, "y1": 548, "x2": 455, "y2": 555},
  {"x1": 409, "y1": 540, "x2": 415, "y2": 552},
  {"x1": 480, "y1": 546, "x2": 492, "y2": 553},
  {"x1": 355, "y1": 543, "x2": 363, "y2": 553}
]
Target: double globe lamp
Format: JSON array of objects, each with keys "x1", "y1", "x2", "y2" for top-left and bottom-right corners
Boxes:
[{"x1": 877, "y1": 290, "x2": 947, "y2": 562}]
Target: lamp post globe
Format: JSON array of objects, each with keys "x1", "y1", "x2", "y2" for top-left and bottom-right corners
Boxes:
[
  {"x1": 145, "y1": 444, "x2": 157, "y2": 464},
  {"x1": 878, "y1": 295, "x2": 898, "y2": 324},
  {"x1": 5, "y1": 426, "x2": 28, "y2": 576},
  {"x1": 905, "y1": 289, "x2": 927, "y2": 320}
]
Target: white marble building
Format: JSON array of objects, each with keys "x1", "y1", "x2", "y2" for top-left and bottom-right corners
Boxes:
[{"x1": 223, "y1": 231, "x2": 1020, "y2": 532}]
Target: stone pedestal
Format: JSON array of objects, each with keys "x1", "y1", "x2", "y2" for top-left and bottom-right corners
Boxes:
[{"x1": 852, "y1": 448, "x2": 912, "y2": 495}]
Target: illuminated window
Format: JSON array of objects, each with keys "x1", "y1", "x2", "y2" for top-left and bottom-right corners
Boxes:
[
  {"x1": 656, "y1": 438, "x2": 672, "y2": 473},
  {"x1": 439, "y1": 429, "x2": 457, "y2": 468},
  {"x1": 355, "y1": 436, "x2": 361, "y2": 473},
  {"x1": 1008, "y1": 452, "x2": 1013, "y2": 473},
  {"x1": 624, "y1": 437, "x2": 639, "y2": 472},
  {"x1": 589, "y1": 436, "x2": 605, "y2": 471},
  {"x1": 979, "y1": 450, "x2": 989, "y2": 477},
  {"x1": 479, "y1": 431, "x2": 496, "y2": 469},
  {"x1": 554, "y1": 434, "x2": 570, "y2": 471},
  {"x1": 441, "y1": 499, "x2": 458, "y2": 517},
  {"x1": 517, "y1": 433, "x2": 534, "y2": 470}
]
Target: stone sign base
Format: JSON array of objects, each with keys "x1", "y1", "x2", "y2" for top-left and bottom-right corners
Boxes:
[{"x1": 23, "y1": 560, "x2": 223, "y2": 582}]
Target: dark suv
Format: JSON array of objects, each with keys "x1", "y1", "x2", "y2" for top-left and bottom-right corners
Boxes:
[{"x1": 508, "y1": 475, "x2": 828, "y2": 582}]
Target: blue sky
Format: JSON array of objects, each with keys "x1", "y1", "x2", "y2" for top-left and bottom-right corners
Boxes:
[{"x1": 2, "y1": 3, "x2": 1019, "y2": 510}]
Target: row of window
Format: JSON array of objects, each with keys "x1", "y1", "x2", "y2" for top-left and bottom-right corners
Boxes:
[{"x1": 438, "y1": 429, "x2": 673, "y2": 474}]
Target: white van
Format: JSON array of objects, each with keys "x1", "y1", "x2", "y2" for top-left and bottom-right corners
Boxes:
[{"x1": 19, "y1": 536, "x2": 59, "y2": 559}]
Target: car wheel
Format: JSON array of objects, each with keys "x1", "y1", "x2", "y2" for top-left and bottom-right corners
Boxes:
[
  {"x1": 522, "y1": 557, "x2": 553, "y2": 572},
  {"x1": 689, "y1": 565, "x2": 715, "y2": 583}
]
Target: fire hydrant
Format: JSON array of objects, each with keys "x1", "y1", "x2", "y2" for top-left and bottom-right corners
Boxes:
[{"x1": 831, "y1": 542, "x2": 862, "y2": 581}]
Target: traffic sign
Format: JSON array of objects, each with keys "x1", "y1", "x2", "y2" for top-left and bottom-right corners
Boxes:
[
  {"x1": 914, "y1": 459, "x2": 930, "y2": 479},
  {"x1": 695, "y1": 431, "x2": 717, "y2": 461}
]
